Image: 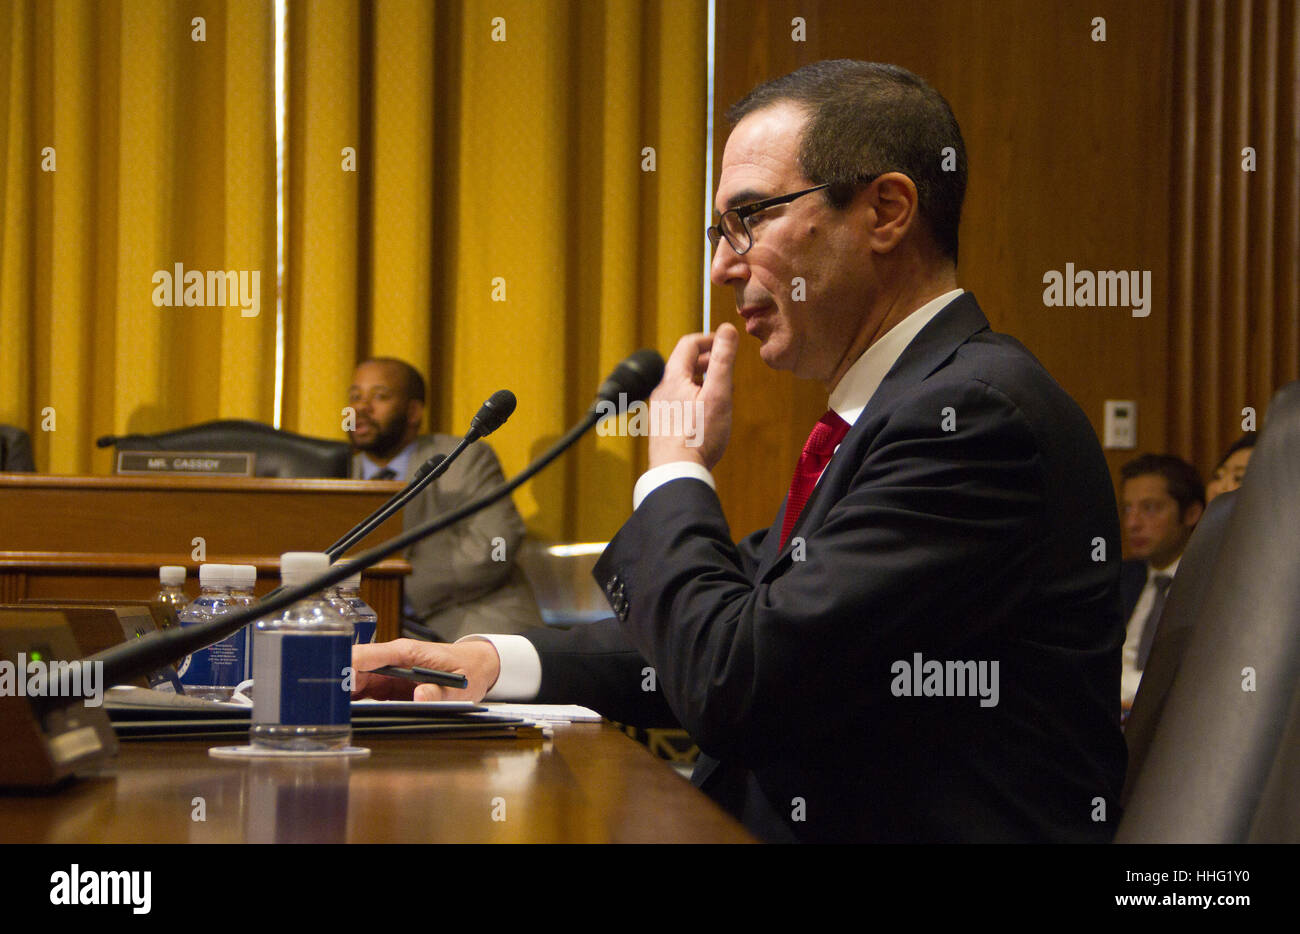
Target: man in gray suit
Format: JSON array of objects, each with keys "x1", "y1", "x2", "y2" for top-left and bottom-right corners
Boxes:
[{"x1": 347, "y1": 358, "x2": 543, "y2": 641}]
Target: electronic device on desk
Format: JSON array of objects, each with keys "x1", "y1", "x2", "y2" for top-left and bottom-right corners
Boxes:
[
  {"x1": 35, "y1": 598, "x2": 183, "y2": 632},
  {"x1": 10, "y1": 603, "x2": 180, "y2": 692},
  {"x1": 0, "y1": 610, "x2": 119, "y2": 788}
]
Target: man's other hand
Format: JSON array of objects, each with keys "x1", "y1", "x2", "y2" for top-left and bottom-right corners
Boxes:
[
  {"x1": 648, "y1": 322, "x2": 739, "y2": 472},
  {"x1": 351, "y1": 638, "x2": 501, "y2": 702}
]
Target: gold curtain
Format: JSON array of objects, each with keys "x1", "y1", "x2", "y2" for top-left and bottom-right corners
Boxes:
[
  {"x1": 1, "y1": 0, "x2": 279, "y2": 476},
  {"x1": 1, "y1": 0, "x2": 707, "y2": 541}
]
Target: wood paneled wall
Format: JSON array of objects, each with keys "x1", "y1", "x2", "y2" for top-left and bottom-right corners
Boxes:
[
  {"x1": 1168, "y1": 0, "x2": 1300, "y2": 471},
  {"x1": 711, "y1": 0, "x2": 1293, "y2": 535}
]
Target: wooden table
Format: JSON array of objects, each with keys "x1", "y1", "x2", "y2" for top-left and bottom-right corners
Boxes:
[
  {"x1": 0, "y1": 473, "x2": 411, "y2": 641},
  {"x1": 0, "y1": 724, "x2": 756, "y2": 844}
]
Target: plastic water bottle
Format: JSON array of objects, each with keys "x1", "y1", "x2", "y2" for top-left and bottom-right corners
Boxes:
[
  {"x1": 177, "y1": 563, "x2": 245, "y2": 701},
  {"x1": 330, "y1": 572, "x2": 378, "y2": 645},
  {"x1": 230, "y1": 565, "x2": 258, "y2": 680},
  {"x1": 153, "y1": 565, "x2": 188, "y2": 612},
  {"x1": 230, "y1": 565, "x2": 257, "y2": 606},
  {"x1": 251, "y1": 552, "x2": 353, "y2": 751}
]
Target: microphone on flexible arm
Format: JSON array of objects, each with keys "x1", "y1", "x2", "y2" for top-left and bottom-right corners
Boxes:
[
  {"x1": 249, "y1": 390, "x2": 515, "y2": 606},
  {"x1": 49, "y1": 351, "x2": 664, "y2": 710},
  {"x1": 324, "y1": 388, "x2": 517, "y2": 559}
]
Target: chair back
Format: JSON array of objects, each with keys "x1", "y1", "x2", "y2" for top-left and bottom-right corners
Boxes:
[
  {"x1": 516, "y1": 541, "x2": 614, "y2": 626},
  {"x1": 107, "y1": 419, "x2": 351, "y2": 478},
  {"x1": 1117, "y1": 381, "x2": 1300, "y2": 842}
]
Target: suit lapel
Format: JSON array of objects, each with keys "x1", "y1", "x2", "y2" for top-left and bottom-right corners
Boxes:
[{"x1": 752, "y1": 293, "x2": 992, "y2": 582}]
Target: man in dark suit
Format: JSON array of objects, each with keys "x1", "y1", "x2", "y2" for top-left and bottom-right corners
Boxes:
[
  {"x1": 1118, "y1": 453, "x2": 1205, "y2": 711},
  {"x1": 354, "y1": 61, "x2": 1127, "y2": 842},
  {"x1": 347, "y1": 358, "x2": 543, "y2": 640}
]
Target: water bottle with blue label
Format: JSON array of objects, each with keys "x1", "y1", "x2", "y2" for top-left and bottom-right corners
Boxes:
[
  {"x1": 251, "y1": 552, "x2": 353, "y2": 751},
  {"x1": 230, "y1": 564, "x2": 258, "y2": 680},
  {"x1": 177, "y1": 563, "x2": 245, "y2": 701},
  {"x1": 331, "y1": 572, "x2": 378, "y2": 645}
]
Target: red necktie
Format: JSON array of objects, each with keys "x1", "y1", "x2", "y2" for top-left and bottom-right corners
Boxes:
[{"x1": 779, "y1": 410, "x2": 851, "y2": 547}]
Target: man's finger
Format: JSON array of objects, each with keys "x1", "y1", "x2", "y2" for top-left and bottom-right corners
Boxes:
[
  {"x1": 352, "y1": 638, "x2": 429, "y2": 672},
  {"x1": 701, "y1": 323, "x2": 739, "y2": 396},
  {"x1": 665, "y1": 332, "x2": 714, "y2": 384},
  {"x1": 413, "y1": 683, "x2": 454, "y2": 702}
]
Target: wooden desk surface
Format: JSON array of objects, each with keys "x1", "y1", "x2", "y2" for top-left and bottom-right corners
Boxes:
[{"x1": 0, "y1": 724, "x2": 756, "y2": 844}]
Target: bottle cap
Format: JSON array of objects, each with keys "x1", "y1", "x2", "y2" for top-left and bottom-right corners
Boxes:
[
  {"x1": 232, "y1": 564, "x2": 257, "y2": 590},
  {"x1": 159, "y1": 565, "x2": 186, "y2": 586},
  {"x1": 280, "y1": 552, "x2": 330, "y2": 588},
  {"x1": 198, "y1": 563, "x2": 234, "y2": 589}
]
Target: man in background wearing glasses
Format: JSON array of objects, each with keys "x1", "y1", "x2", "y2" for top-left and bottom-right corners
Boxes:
[{"x1": 354, "y1": 60, "x2": 1127, "y2": 843}]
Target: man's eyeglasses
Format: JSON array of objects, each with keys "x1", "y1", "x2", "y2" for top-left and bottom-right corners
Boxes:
[{"x1": 706, "y1": 183, "x2": 833, "y2": 255}]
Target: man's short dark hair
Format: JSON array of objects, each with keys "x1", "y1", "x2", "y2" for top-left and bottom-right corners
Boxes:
[
  {"x1": 1214, "y1": 433, "x2": 1256, "y2": 471},
  {"x1": 1121, "y1": 453, "x2": 1206, "y2": 515},
  {"x1": 360, "y1": 357, "x2": 426, "y2": 404},
  {"x1": 727, "y1": 60, "x2": 967, "y2": 264}
]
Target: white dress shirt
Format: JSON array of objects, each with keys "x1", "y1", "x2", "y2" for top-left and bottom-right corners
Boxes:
[
  {"x1": 358, "y1": 441, "x2": 416, "y2": 480},
  {"x1": 465, "y1": 289, "x2": 965, "y2": 699}
]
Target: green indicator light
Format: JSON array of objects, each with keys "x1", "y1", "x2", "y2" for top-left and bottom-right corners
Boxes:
[{"x1": 29, "y1": 651, "x2": 43, "y2": 662}]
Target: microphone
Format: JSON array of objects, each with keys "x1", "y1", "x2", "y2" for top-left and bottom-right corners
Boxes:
[
  {"x1": 589, "y1": 349, "x2": 666, "y2": 414},
  {"x1": 466, "y1": 390, "x2": 517, "y2": 442},
  {"x1": 51, "y1": 352, "x2": 665, "y2": 707},
  {"x1": 323, "y1": 389, "x2": 518, "y2": 560}
]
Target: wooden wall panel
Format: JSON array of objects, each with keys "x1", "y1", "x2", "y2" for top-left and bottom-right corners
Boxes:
[
  {"x1": 712, "y1": 0, "x2": 1176, "y2": 535},
  {"x1": 1168, "y1": 0, "x2": 1300, "y2": 471}
]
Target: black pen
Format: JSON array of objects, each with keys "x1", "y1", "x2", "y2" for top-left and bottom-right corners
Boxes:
[{"x1": 368, "y1": 665, "x2": 469, "y2": 689}]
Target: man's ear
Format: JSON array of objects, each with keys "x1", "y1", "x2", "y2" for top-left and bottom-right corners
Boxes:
[
  {"x1": 863, "y1": 172, "x2": 920, "y2": 254},
  {"x1": 1182, "y1": 501, "x2": 1204, "y2": 527},
  {"x1": 407, "y1": 399, "x2": 425, "y2": 432}
]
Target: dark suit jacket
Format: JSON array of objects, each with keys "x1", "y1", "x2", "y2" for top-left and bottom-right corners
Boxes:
[
  {"x1": 528, "y1": 294, "x2": 1127, "y2": 842},
  {"x1": 351, "y1": 435, "x2": 543, "y2": 641}
]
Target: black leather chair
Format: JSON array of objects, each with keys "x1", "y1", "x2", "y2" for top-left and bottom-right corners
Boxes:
[
  {"x1": 1117, "y1": 381, "x2": 1300, "y2": 842},
  {"x1": 1120, "y1": 488, "x2": 1237, "y2": 806},
  {"x1": 0, "y1": 425, "x2": 36, "y2": 471},
  {"x1": 103, "y1": 420, "x2": 351, "y2": 479}
]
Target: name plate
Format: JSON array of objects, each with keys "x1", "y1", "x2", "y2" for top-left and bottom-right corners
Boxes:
[{"x1": 116, "y1": 451, "x2": 255, "y2": 476}]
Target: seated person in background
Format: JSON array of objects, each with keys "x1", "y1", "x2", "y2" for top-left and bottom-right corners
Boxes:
[
  {"x1": 1205, "y1": 434, "x2": 1255, "y2": 504},
  {"x1": 1118, "y1": 453, "x2": 1205, "y2": 711},
  {"x1": 347, "y1": 357, "x2": 543, "y2": 641}
]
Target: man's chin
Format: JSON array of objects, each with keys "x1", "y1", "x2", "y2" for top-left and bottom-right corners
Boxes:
[
  {"x1": 349, "y1": 434, "x2": 400, "y2": 458},
  {"x1": 755, "y1": 337, "x2": 796, "y2": 373}
]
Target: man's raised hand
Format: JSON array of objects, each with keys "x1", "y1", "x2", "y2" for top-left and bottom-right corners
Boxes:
[{"x1": 648, "y1": 323, "x2": 739, "y2": 472}]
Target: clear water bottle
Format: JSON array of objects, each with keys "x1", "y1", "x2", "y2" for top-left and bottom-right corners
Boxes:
[
  {"x1": 330, "y1": 571, "x2": 378, "y2": 645},
  {"x1": 230, "y1": 565, "x2": 258, "y2": 680},
  {"x1": 153, "y1": 565, "x2": 188, "y2": 611},
  {"x1": 251, "y1": 552, "x2": 353, "y2": 751},
  {"x1": 230, "y1": 565, "x2": 257, "y2": 606},
  {"x1": 177, "y1": 563, "x2": 245, "y2": 701}
]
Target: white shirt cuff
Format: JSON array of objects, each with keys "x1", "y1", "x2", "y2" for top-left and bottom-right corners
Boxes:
[
  {"x1": 633, "y1": 461, "x2": 716, "y2": 510},
  {"x1": 457, "y1": 634, "x2": 541, "y2": 700}
]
